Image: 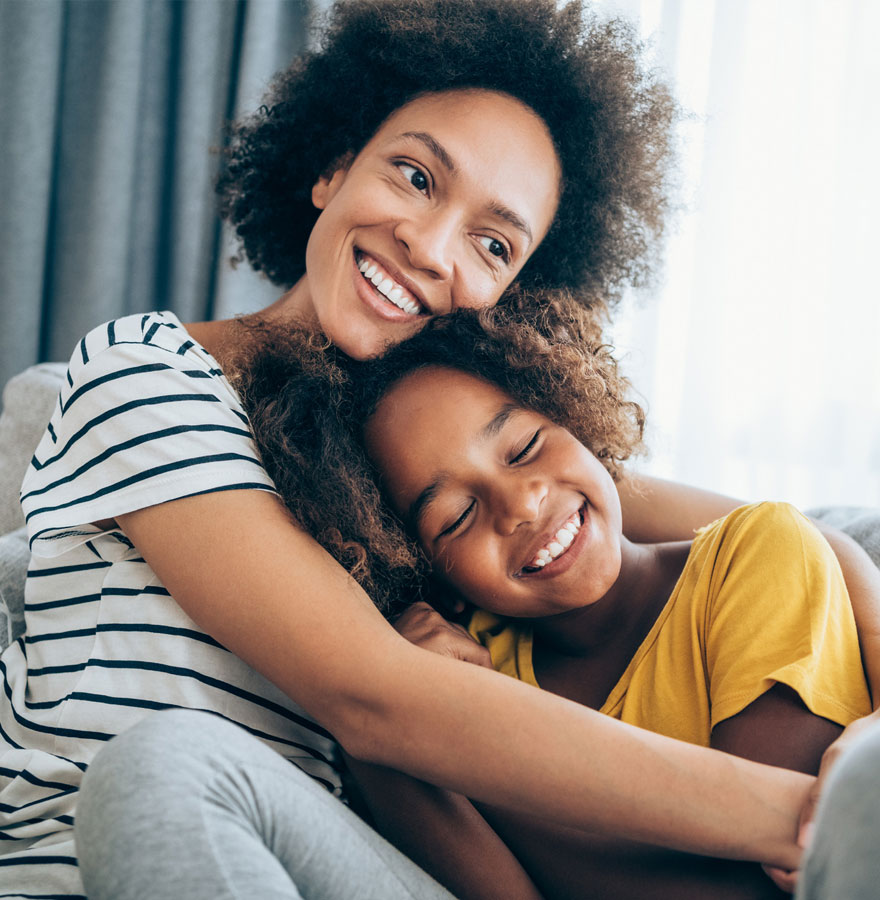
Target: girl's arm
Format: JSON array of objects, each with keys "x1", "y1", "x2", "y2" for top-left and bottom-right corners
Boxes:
[
  {"x1": 344, "y1": 754, "x2": 544, "y2": 900},
  {"x1": 619, "y1": 473, "x2": 880, "y2": 702},
  {"x1": 115, "y1": 488, "x2": 810, "y2": 869}
]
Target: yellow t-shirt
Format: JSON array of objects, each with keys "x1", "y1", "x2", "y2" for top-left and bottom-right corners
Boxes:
[{"x1": 468, "y1": 502, "x2": 871, "y2": 745}]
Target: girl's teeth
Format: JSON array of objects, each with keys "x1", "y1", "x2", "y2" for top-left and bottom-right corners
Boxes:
[
  {"x1": 557, "y1": 529, "x2": 574, "y2": 548},
  {"x1": 526, "y1": 510, "x2": 584, "y2": 570}
]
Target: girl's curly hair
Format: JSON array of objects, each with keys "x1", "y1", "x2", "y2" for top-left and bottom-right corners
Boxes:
[
  {"x1": 218, "y1": 0, "x2": 677, "y2": 307},
  {"x1": 232, "y1": 291, "x2": 644, "y2": 617}
]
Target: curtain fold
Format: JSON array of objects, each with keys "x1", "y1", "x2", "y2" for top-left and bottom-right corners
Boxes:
[{"x1": 0, "y1": 0, "x2": 308, "y2": 394}]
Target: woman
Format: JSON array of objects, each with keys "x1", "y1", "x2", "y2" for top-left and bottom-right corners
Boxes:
[{"x1": 1, "y1": 2, "x2": 876, "y2": 898}]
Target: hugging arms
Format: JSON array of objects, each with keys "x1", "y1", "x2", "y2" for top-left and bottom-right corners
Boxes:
[{"x1": 236, "y1": 302, "x2": 877, "y2": 899}]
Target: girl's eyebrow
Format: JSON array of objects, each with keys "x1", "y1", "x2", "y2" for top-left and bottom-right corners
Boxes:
[
  {"x1": 405, "y1": 403, "x2": 520, "y2": 532},
  {"x1": 397, "y1": 132, "x2": 534, "y2": 247}
]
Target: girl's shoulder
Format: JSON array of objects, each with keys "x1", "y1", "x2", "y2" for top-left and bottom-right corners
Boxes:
[{"x1": 695, "y1": 501, "x2": 819, "y2": 553}]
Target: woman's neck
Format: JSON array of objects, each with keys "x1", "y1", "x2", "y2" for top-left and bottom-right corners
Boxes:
[
  {"x1": 184, "y1": 286, "x2": 309, "y2": 370},
  {"x1": 531, "y1": 537, "x2": 692, "y2": 657}
]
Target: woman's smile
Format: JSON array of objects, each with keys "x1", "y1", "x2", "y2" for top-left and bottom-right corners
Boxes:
[{"x1": 353, "y1": 249, "x2": 428, "y2": 319}]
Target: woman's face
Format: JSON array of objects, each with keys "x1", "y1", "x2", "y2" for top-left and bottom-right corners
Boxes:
[
  {"x1": 293, "y1": 89, "x2": 561, "y2": 360},
  {"x1": 364, "y1": 367, "x2": 624, "y2": 618}
]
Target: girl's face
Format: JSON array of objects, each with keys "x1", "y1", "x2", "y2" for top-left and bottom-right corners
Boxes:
[
  {"x1": 291, "y1": 90, "x2": 561, "y2": 360},
  {"x1": 364, "y1": 367, "x2": 624, "y2": 618}
]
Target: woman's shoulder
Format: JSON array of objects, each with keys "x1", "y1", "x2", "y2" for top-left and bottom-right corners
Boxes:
[{"x1": 68, "y1": 311, "x2": 221, "y2": 381}]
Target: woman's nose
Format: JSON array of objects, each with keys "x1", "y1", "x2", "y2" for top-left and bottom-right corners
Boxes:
[{"x1": 394, "y1": 211, "x2": 456, "y2": 281}]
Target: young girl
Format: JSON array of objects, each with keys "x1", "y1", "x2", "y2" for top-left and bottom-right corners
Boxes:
[
  {"x1": 243, "y1": 301, "x2": 874, "y2": 898},
  {"x1": 4, "y1": 1, "x2": 878, "y2": 898}
]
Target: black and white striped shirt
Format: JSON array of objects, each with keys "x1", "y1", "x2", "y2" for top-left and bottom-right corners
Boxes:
[{"x1": 0, "y1": 312, "x2": 342, "y2": 898}]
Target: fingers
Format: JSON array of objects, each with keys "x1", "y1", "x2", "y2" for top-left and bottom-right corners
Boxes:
[
  {"x1": 393, "y1": 602, "x2": 493, "y2": 668},
  {"x1": 798, "y1": 713, "x2": 873, "y2": 837},
  {"x1": 797, "y1": 773, "x2": 823, "y2": 843},
  {"x1": 762, "y1": 863, "x2": 798, "y2": 894},
  {"x1": 453, "y1": 637, "x2": 494, "y2": 669}
]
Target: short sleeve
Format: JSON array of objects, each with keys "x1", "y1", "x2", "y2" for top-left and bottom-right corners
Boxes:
[
  {"x1": 705, "y1": 502, "x2": 871, "y2": 729},
  {"x1": 21, "y1": 319, "x2": 276, "y2": 557}
]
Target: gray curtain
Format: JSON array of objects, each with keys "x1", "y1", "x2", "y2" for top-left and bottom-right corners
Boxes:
[{"x1": 0, "y1": 0, "x2": 311, "y2": 395}]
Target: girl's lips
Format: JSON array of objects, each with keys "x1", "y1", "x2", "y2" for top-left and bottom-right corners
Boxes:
[{"x1": 517, "y1": 504, "x2": 589, "y2": 580}]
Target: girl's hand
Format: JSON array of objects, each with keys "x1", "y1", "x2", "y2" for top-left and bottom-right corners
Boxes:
[{"x1": 393, "y1": 602, "x2": 493, "y2": 668}]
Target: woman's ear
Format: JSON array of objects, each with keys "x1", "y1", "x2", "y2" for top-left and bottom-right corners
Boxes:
[{"x1": 311, "y1": 153, "x2": 355, "y2": 210}]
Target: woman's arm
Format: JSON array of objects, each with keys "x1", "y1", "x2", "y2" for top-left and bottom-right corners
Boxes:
[
  {"x1": 116, "y1": 488, "x2": 810, "y2": 868},
  {"x1": 344, "y1": 754, "x2": 543, "y2": 900}
]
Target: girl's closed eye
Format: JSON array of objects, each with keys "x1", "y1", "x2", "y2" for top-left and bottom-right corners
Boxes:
[
  {"x1": 510, "y1": 429, "x2": 541, "y2": 464},
  {"x1": 395, "y1": 161, "x2": 430, "y2": 194},
  {"x1": 439, "y1": 500, "x2": 475, "y2": 539}
]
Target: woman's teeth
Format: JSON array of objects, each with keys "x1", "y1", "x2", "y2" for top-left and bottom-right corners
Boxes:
[
  {"x1": 528, "y1": 512, "x2": 582, "y2": 569},
  {"x1": 357, "y1": 255, "x2": 422, "y2": 316}
]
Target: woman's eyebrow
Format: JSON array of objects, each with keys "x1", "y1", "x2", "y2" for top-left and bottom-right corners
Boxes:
[
  {"x1": 400, "y1": 131, "x2": 457, "y2": 173},
  {"x1": 398, "y1": 132, "x2": 533, "y2": 247}
]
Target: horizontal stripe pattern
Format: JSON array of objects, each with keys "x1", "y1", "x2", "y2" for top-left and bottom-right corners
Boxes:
[{"x1": 2, "y1": 312, "x2": 342, "y2": 896}]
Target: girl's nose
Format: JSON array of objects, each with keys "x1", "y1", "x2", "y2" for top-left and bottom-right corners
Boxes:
[
  {"x1": 394, "y1": 211, "x2": 456, "y2": 281},
  {"x1": 493, "y1": 477, "x2": 546, "y2": 535}
]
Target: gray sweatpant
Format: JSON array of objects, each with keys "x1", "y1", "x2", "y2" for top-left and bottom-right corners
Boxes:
[
  {"x1": 76, "y1": 709, "x2": 880, "y2": 899},
  {"x1": 75, "y1": 709, "x2": 455, "y2": 900}
]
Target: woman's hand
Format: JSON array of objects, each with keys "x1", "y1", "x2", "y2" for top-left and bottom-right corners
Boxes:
[
  {"x1": 762, "y1": 707, "x2": 880, "y2": 893},
  {"x1": 799, "y1": 707, "x2": 880, "y2": 840},
  {"x1": 393, "y1": 601, "x2": 493, "y2": 668}
]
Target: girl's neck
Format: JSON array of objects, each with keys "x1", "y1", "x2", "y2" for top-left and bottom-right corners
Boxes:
[{"x1": 531, "y1": 537, "x2": 691, "y2": 657}]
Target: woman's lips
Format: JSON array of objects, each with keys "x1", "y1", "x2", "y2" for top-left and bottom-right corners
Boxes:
[{"x1": 352, "y1": 249, "x2": 427, "y2": 322}]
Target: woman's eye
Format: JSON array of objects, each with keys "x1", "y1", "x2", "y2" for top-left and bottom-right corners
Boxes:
[
  {"x1": 397, "y1": 163, "x2": 429, "y2": 194},
  {"x1": 478, "y1": 235, "x2": 510, "y2": 262},
  {"x1": 439, "y1": 501, "x2": 475, "y2": 538},
  {"x1": 510, "y1": 430, "x2": 540, "y2": 464}
]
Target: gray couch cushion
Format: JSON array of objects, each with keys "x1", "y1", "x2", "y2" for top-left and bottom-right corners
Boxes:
[
  {"x1": 808, "y1": 506, "x2": 880, "y2": 570},
  {"x1": 0, "y1": 526, "x2": 29, "y2": 649},
  {"x1": 0, "y1": 363, "x2": 66, "y2": 535}
]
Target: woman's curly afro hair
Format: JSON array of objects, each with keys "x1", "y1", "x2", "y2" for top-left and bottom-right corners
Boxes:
[
  {"x1": 218, "y1": 0, "x2": 678, "y2": 307},
  {"x1": 232, "y1": 290, "x2": 644, "y2": 616}
]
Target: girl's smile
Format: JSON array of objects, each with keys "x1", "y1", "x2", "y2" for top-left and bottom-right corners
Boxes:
[
  {"x1": 364, "y1": 366, "x2": 624, "y2": 618},
  {"x1": 283, "y1": 89, "x2": 561, "y2": 360}
]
